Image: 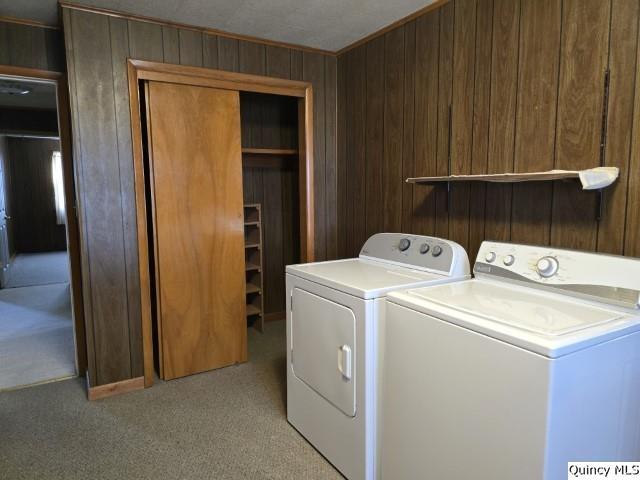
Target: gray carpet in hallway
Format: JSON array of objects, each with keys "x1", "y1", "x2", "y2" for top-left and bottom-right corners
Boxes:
[
  {"x1": 0, "y1": 283, "x2": 75, "y2": 390},
  {"x1": 5, "y1": 252, "x2": 70, "y2": 289},
  {"x1": 0, "y1": 320, "x2": 342, "y2": 480}
]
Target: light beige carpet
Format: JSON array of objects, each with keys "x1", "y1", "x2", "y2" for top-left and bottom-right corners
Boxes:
[
  {"x1": 0, "y1": 320, "x2": 342, "y2": 480},
  {"x1": 0, "y1": 283, "x2": 75, "y2": 390}
]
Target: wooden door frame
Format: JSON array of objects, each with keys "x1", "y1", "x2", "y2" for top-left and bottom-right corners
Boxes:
[
  {"x1": 127, "y1": 59, "x2": 315, "y2": 387},
  {"x1": 0, "y1": 64, "x2": 87, "y2": 376}
]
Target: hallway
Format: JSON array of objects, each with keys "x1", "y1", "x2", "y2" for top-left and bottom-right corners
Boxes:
[{"x1": 0, "y1": 252, "x2": 75, "y2": 391}]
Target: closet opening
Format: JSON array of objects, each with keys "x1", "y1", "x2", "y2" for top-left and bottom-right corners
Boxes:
[{"x1": 128, "y1": 60, "x2": 314, "y2": 387}]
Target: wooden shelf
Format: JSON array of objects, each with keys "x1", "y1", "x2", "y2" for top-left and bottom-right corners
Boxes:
[
  {"x1": 244, "y1": 203, "x2": 265, "y2": 332},
  {"x1": 245, "y1": 262, "x2": 261, "y2": 271},
  {"x1": 407, "y1": 168, "x2": 618, "y2": 188},
  {"x1": 242, "y1": 147, "x2": 298, "y2": 156}
]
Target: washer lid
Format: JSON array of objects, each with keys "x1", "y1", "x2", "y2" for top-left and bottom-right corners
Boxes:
[
  {"x1": 411, "y1": 280, "x2": 623, "y2": 336},
  {"x1": 390, "y1": 280, "x2": 640, "y2": 358},
  {"x1": 286, "y1": 258, "x2": 456, "y2": 299}
]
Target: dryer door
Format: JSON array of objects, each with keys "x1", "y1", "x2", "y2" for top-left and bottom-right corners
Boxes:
[{"x1": 291, "y1": 287, "x2": 356, "y2": 417}]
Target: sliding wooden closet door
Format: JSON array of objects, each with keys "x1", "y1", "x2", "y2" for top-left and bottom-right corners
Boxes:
[{"x1": 146, "y1": 81, "x2": 246, "y2": 380}]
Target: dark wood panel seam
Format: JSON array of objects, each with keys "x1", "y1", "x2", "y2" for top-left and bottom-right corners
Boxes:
[
  {"x1": 508, "y1": 0, "x2": 523, "y2": 241},
  {"x1": 66, "y1": 10, "x2": 98, "y2": 384},
  {"x1": 548, "y1": 0, "x2": 565, "y2": 246},
  {"x1": 622, "y1": 10, "x2": 640, "y2": 255},
  {"x1": 107, "y1": 17, "x2": 135, "y2": 375}
]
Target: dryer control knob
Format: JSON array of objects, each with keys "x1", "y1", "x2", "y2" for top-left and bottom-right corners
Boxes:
[
  {"x1": 503, "y1": 255, "x2": 515, "y2": 266},
  {"x1": 536, "y1": 256, "x2": 559, "y2": 278},
  {"x1": 432, "y1": 245, "x2": 443, "y2": 257},
  {"x1": 398, "y1": 238, "x2": 411, "y2": 252},
  {"x1": 419, "y1": 243, "x2": 430, "y2": 254},
  {"x1": 485, "y1": 252, "x2": 497, "y2": 263}
]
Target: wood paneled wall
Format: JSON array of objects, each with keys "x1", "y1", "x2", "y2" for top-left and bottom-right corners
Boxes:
[
  {"x1": 0, "y1": 107, "x2": 59, "y2": 136},
  {"x1": 241, "y1": 93, "x2": 299, "y2": 315},
  {"x1": 337, "y1": 0, "x2": 640, "y2": 262},
  {"x1": 7, "y1": 137, "x2": 67, "y2": 253},
  {"x1": 62, "y1": 7, "x2": 337, "y2": 386},
  {"x1": 0, "y1": 21, "x2": 65, "y2": 72}
]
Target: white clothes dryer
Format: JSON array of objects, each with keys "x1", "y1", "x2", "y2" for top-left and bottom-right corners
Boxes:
[{"x1": 285, "y1": 233, "x2": 470, "y2": 480}]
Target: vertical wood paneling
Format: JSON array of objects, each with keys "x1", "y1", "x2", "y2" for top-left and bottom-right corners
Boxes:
[
  {"x1": 202, "y1": 34, "x2": 219, "y2": 69},
  {"x1": 0, "y1": 21, "x2": 64, "y2": 72},
  {"x1": 468, "y1": 0, "x2": 493, "y2": 258},
  {"x1": 383, "y1": 28, "x2": 405, "y2": 233},
  {"x1": 8, "y1": 138, "x2": 66, "y2": 252},
  {"x1": 325, "y1": 56, "x2": 338, "y2": 259},
  {"x1": 597, "y1": 0, "x2": 639, "y2": 254},
  {"x1": 337, "y1": 0, "x2": 639, "y2": 266},
  {"x1": 178, "y1": 29, "x2": 203, "y2": 67},
  {"x1": 69, "y1": 10, "x2": 131, "y2": 385},
  {"x1": 218, "y1": 37, "x2": 239, "y2": 71},
  {"x1": 401, "y1": 21, "x2": 416, "y2": 233},
  {"x1": 551, "y1": 0, "x2": 611, "y2": 251},
  {"x1": 364, "y1": 37, "x2": 385, "y2": 239},
  {"x1": 63, "y1": 8, "x2": 336, "y2": 385},
  {"x1": 449, "y1": 0, "x2": 477, "y2": 251},
  {"x1": 411, "y1": 12, "x2": 439, "y2": 236},
  {"x1": 351, "y1": 46, "x2": 368, "y2": 256},
  {"x1": 435, "y1": 2, "x2": 454, "y2": 240},
  {"x1": 128, "y1": 20, "x2": 163, "y2": 61},
  {"x1": 511, "y1": 0, "x2": 561, "y2": 246},
  {"x1": 625, "y1": 14, "x2": 640, "y2": 257},
  {"x1": 161, "y1": 26, "x2": 179, "y2": 63},
  {"x1": 337, "y1": 53, "x2": 348, "y2": 258},
  {"x1": 485, "y1": 0, "x2": 520, "y2": 244}
]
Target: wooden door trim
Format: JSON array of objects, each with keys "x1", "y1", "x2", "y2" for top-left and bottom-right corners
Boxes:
[
  {"x1": 0, "y1": 64, "x2": 88, "y2": 377},
  {"x1": 127, "y1": 59, "x2": 315, "y2": 387}
]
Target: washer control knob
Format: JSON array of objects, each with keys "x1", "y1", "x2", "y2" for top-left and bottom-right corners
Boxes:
[
  {"x1": 432, "y1": 245, "x2": 443, "y2": 257},
  {"x1": 485, "y1": 252, "x2": 497, "y2": 263},
  {"x1": 398, "y1": 238, "x2": 411, "y2": 252},
  {"x1": 503, "y1": 255, "x2": 515, "y2": 266},
  {"x1": 419, "y1": 243, "x2": 430, "y2": 254},
  {"x1": 536, "y1": 256, "x2": 559, "y2": 278}
]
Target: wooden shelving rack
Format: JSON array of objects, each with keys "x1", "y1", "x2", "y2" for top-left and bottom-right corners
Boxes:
[{"x1": 244, "y1": 204, "x2": 265, "y2": 333}]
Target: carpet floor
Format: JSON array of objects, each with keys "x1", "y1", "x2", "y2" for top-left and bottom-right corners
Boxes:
[
  {"x1": 0, "y1": 320, "x2": 342, "y2": 480},
  {"x1": 0, "y1": 283, "x2": 75, "y2": 390},
  {"x1": 5, "y1": 252, "x2": 70, "y2": 288}
]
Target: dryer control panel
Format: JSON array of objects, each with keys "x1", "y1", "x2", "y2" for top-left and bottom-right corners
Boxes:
[
  {"x1": 475, "y1": 241, "x2": 640, "y2": 309},
  {"x1": 359, "y1": 233, "x2": 470, "y2": 277}
]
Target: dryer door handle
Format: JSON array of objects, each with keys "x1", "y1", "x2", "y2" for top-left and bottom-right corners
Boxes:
[{"x1": 338, "y1": 345, "x2": 352, "y2": 381}]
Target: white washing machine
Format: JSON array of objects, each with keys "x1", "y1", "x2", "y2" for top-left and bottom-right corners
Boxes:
[
  {"x1": 382, "y1": 241, "x2": 640, "y2": 480},
  {"x1": 285, "y1": 233, "x2": 470, "y2": 480}
]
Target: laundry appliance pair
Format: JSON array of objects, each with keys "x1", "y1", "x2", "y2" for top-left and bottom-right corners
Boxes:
[{"x1": 285, "y1": 233, "x2": 640, "y2": 480}]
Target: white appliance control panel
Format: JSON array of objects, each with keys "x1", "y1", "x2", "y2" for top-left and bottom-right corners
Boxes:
[
  {"x1": 359, "y1": 233, "x2": 469, "y2": 277},
  {"x1": 475, "y1": 241, "x2": 640, "y2": 309}
]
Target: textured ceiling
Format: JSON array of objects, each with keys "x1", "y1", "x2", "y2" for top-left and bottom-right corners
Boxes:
[
  {"x1": 0, "y1": 79, "x2": 57, "y2": 109},
  {"x1": 0, "y1": 0, "x2": 437, "y2": 51}
]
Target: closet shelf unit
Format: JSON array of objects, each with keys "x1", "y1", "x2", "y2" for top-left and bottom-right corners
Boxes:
[{"x1": 244, "y1": 204, "x2": 265, "y2": 333}]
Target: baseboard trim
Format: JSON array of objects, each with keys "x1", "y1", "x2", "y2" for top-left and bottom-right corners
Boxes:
[
  {"x1": 87, "y1": 376, "x2": 145, "y2": 401},
  {"x1": 264, "y1": 311, "x2": 285, "y2": 322}
]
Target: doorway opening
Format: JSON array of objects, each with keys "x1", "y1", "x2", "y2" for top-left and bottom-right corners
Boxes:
[{"x1": 0, "y1": 70, "x2": 85, "y2": 391}]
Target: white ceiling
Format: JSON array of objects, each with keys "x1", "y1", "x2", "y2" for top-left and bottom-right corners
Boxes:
[{"x1": 0, "y1": 0, "x2": 437, "y2": 51}]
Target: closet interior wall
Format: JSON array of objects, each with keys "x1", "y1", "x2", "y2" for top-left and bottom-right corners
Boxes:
[{"x1": 241, "y1": 93, "x2": 300, "y2": 317}]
